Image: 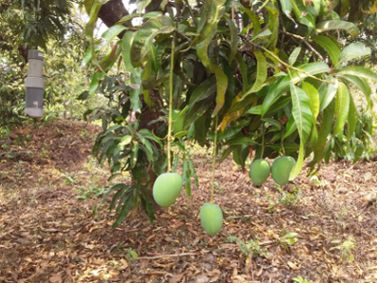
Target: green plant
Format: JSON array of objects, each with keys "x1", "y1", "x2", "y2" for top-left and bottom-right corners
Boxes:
[
  {"x1": 330, "y1": 236, "x2": 356, "y2": 263},
  {"x1": 75, "y1": 185, "x2": 107, "y2": 200},
  {"x1": 227, "y1": 236, "x2": 267, "y2": 258},
  {"x1": 269, "y1": 186, "x2": 302, "y2": 211},
  {"x1": 278, "y1": 231, "x2": 299, "y2": 251},
  {"x1": 292, "y1": 275, "x2": 312, "y2": 283}
]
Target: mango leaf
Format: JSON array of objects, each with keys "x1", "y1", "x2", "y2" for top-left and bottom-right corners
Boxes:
[
  {"x1": 287, "y1": 83, "x2": 310, "y2": 179},
  {"x1": 337, "y1": 66, "x2": 377, "y2": 82},
  {"x1": 319, "y1": 79, "x2": 338, "y2": 111},
  {"x1": 113, "y1": 191, "x2": 134, "y2": 228},
  {"x1": 188, "y1": 76, "x2": 217, "y2": 106},
  {"x1": 242, "y1": 50, "x2": 267, "y2": 97},
  {"x1": 289, "y1": 47, "x2": 301, "y2": 65},
  {"x1": 316, "y1": 20, "x2": 359, "y2": 37},
  {"x1": 290, "y1": 142, "x2": 304, "y2": 180},
  {"x1": 120, "y1": 31, "x2": 137, "y2": 73},
  {"x1": 85, "y1": 0, "x2": 103, "y2": 37},
  {"x1": 262, "y1": 62, "x2": 329, "y2": 116},
  {"x1": 290, "y1": 84, "x2": 312, "y2": 142},
  {"x1": 266, "y1": 4, "x2": 279, "y2": 48},
  {"x1": 338, "y1": 42, "x2": 371, "y2": 66},
  {"x1": 211, "y1": 64, "x2": 228, "y2": 117},
  {"x1": 82, "y1": 47, "x2": 93, "y2": 66},
  {"x1": 312, "y1": 35, "x2": 340, "y2": 66},
  {"x1": 338, "y1": 74, "x2": 372, "y2": 107},
  {"x1": 310, "y1": 102, "x2": 335, "y2": 166},
  {"x1": 302, "y1": 81, "x2": 320, "y2": 122},
  {"x1": 139, "y1": 16, "x2": 175, "y2": 60},
  {"x1": 101, "y1": 25, "x2": 127, "y2": 45},
  {"x1": 226, "y1": 18, "x2": 238, "y2": 62},
  {"x1": 279, "y1": 0, "x2": 294, "y2": 20},
  {"x1": 195, "y1": 0, "x2": 226, "y2": 68},
  {"x1": 289, "y1": 83, "x2": 312, "y2": 178},
  {"x1": 130, "y1": 69, "x2": 142, "y2": 112},
  {"x1": 238, "y1": 6, "x2": 261, "y2": 36},
  {"x1": 347, "y1": 96, "x2": 358, "y2": 140},
  {"x1": 334, "y1": 82, "x2": 350, "y2": 137}
]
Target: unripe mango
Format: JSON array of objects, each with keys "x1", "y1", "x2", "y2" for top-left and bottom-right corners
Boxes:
[
  {"x1": 271, "y1": 156, "x2": 296, "y2": 186},
  {"x1": 200, "y1": 203, "x2": 223, "y2": 236},
  {"x1": 249, "y1": 159, "x2": 270, "y2": 186},
  {"x1": 153, "y1": 172, "x2": 182, "y2": 207}
]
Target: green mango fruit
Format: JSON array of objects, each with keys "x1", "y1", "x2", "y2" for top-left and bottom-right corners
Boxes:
[
  {"x1": 153, "y1": 172, "x2": 182, "y2": 207},
  {"x1": 271, "y1": 156, "x2": 296, "y2": 186},
  {"x1": 249, "y1": 159, "x2": 270, "y2": 186},
  {"x1": 200, "y1": 203, "x2": 223, "y2": 236}
]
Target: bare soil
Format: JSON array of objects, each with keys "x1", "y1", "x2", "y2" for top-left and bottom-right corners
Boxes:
[{"x1": 0, "y1": 119, "x2": 376, "y2": 282}]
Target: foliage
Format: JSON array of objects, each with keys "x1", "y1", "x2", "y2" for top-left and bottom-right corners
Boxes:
[{"x1": 84, "y1": 0, "x2": 377, "y2": 225}]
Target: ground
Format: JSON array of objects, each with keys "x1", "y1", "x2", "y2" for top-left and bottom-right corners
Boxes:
[{"x1": 0, "y1": 119, "x2": 377, "y2": 282}]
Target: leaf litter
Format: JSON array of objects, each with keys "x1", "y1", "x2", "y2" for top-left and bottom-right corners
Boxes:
[{"x1": 0, "y1": 119, "x2": 377, "y2": 282}]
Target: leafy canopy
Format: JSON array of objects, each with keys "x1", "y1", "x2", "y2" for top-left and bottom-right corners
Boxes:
[{"x1": 84, "y1": 0, "x2": 377, "y2": 225}]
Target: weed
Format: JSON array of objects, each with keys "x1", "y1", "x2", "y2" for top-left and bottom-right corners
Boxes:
[
  {"x1": 330, "y1": 236, "x2": 355, "y2": 263},
  {"x1": 269, "y1": 186, "x2": 301, "y2": 212},
  {"x1": 227, "y1": 235, "x2": 267, "y2": 258},
  {"x1": 292, "y1": 275, "x2": 312, "y2": 283},
  {"x1": 126, "y1": 249, "x2": 139, "y2": 260},
  {"x1": 75, "y1": 185, "x2": 107, "y2": 199},
  {"x1": 277, "y1": 231, "x2": 299, "y2": 252}
]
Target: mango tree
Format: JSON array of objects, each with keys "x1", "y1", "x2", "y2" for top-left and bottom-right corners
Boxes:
[{"x1": 83, "y1": 0, "x2": 377, "y2": 226}]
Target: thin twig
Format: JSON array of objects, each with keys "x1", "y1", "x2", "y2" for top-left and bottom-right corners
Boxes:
[{"x1": 283, "y1": 30, "x2": 324, "y2": 60}]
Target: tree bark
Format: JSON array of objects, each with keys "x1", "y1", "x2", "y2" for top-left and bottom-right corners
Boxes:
[{"x1": 98, "y1": 0, "x2": 129, "y2": 28}]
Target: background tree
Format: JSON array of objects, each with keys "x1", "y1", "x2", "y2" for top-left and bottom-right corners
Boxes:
[{"x1": 0, "y1": 0, "x2": 100, "y2": 133}]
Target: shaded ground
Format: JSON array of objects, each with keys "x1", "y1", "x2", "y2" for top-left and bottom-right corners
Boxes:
[{"x1": 1, "y1": 119, "x2": 377, "y2": 282}]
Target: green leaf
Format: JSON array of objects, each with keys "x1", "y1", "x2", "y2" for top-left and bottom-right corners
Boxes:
[
  {"x1": 338, "y1": 74, "x2": 372, "y2": 107},
  {"x1": 337, "y1": 66, "x2": 377, "y2": 82},
  {"x1": 302, "y1": 81, "x2": 320, "y2": 122},
  {"x1": 279, "y1": 0, "x2": 293, "y2": 19},
  {"x1": 262, "y1": 62, "x2": 329, "y2": 116},
  {"x1": 290, "y1": 84, "x2": 312, "y2": 142},
  {"x1": 211, "y1": 64, "x2": 228, "y2": 117},
  {"x1": 101, "y1": 24, "x2": 127, "y2": 45},
  {"x1": 130, "y1": 69, "x2": 142, "y2": 112},
  {"x1": 195, "y1": 0, "x2": 226, "y2": 67},
  {"x1": 334, "y1": 82, "x2": 350, "y2": 136},
  {"x1": 347, "y1": 96, "x2": 358, "y2": 140},
  {"x1": 289, "y1": 47, "x2": 301, "y2": 65},
  {"x1": 188, "y1": 76, "x2": 217, "y2": 106},
  {"x1": 316, "y1": 20, "x2": 359, "y2": 37},
  {"x1": 338, "y1": 42, "x2": 371, "y2": 66},
  {"x1": 85, "y1": 1, "x2": 103, "y2": 37},
  {"x1": 238, "y1": 6, "x2": 261, "y2": 36},
  {"x1": 319, "y1": 80, "x2": 338, "y2": 111},
  {"x1": 113, "y1": 191, "x2": 134, "y2": 228},
  {"x1": 249, "y1": 50, "x2": 268, "y2": 94},
  {"x1": 226, "y1": 18, "x2": 238, "y2": 62},
  {"x1": 312, "y1": 35, "x2": 340, "y2": 66},
  {"x1": 266, "y1": 4, "x2": 279, "y2": 48},
  {"x1": 120, "y1": 31, "x2": 137, "y2": 73},
  {"x1": 311, "y1": 102, "x2": 335, "y2": 165}
]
